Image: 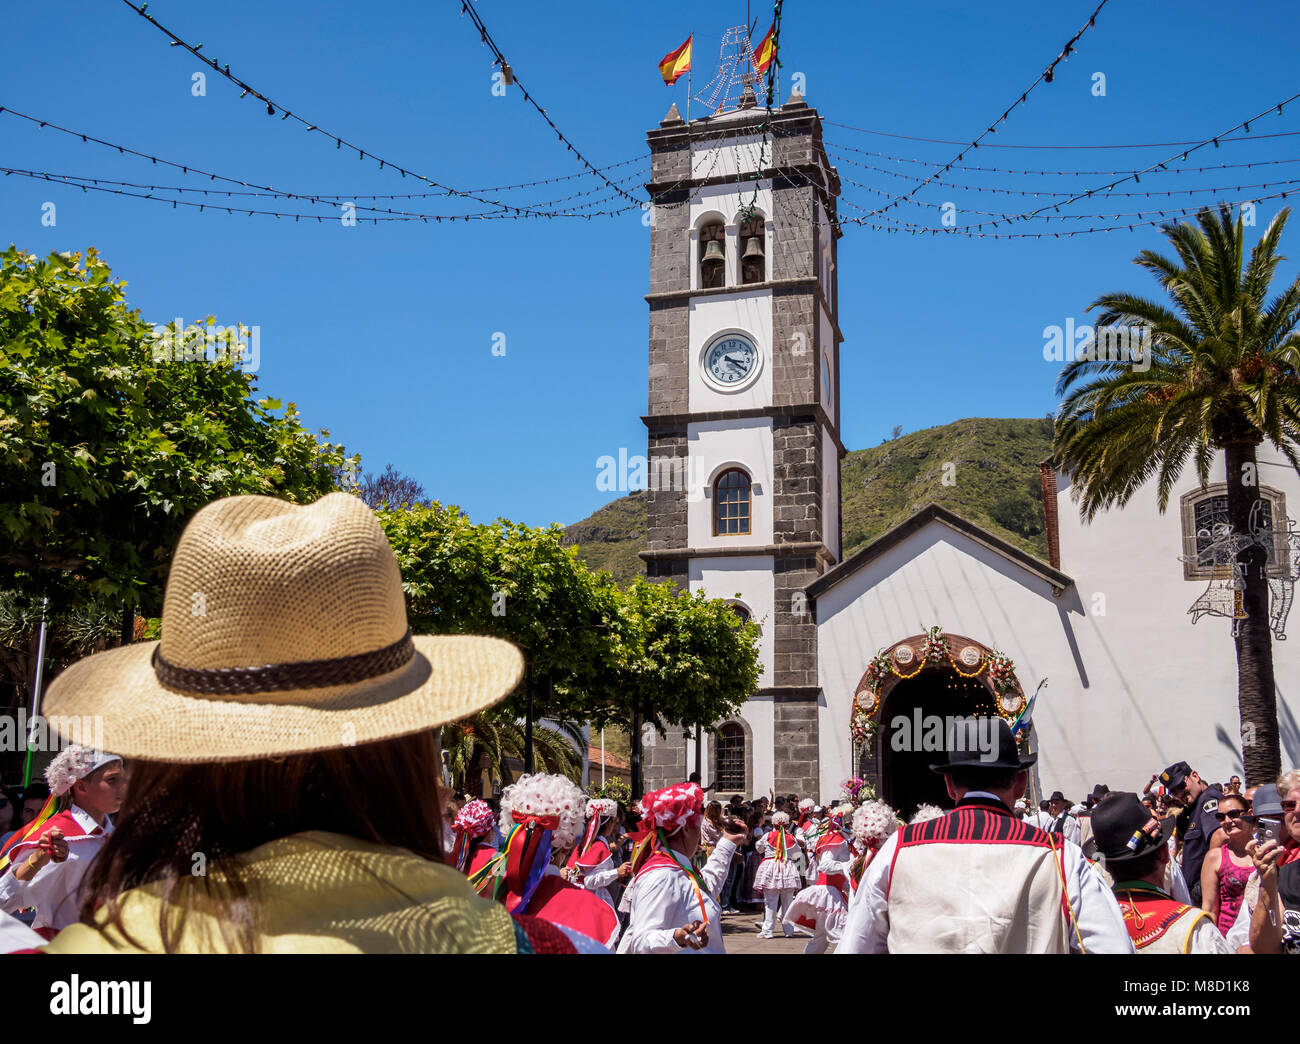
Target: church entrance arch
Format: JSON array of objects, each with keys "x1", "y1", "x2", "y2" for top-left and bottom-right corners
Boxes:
[{"x1": 850, "y1": 628, "x2": 1028, "y2": 819}]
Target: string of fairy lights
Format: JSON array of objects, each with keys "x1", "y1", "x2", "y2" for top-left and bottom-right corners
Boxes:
[
  {"x1": 858, "y1": 0, "x2": 1110, "y2": 219},
  {"x1": 5, "y1": 3, "x2": 1297, "y2": 239}
]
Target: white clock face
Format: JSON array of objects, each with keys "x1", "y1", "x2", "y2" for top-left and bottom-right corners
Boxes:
[{"x1": 704, "y1": 335, "x2": 759, "y2": 388}]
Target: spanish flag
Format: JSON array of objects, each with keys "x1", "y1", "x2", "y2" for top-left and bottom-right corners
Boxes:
[
  {"x1": 752, "y1": 21, "x2": 777, "y2": 75},
  {"x1": 659, "y1": 34, "x2": 692, "y2": 86}
]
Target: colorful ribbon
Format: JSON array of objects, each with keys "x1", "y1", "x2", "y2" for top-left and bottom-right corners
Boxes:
[
  {"x1": 486, "y1": 814, "x2": 555, "y2": 914},
  {"x1": 566, "y1": 811, "x2": 606, "y2": 869},
  {"x1": 655, "y1": 828, "x2": 709, "y2": 926},
  {"x1": 0, "y1": 793, "x2": 59, "y2": 874}
]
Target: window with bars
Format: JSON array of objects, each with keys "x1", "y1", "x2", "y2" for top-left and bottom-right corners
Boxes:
[
  {"x1": 714, "y1": 723, "x2": 746, "y2": 791},
  {"x1": 1180, "y1": 485, "x2": 1288, "y2": 580},
  {"x1": 714, "y1": 468, "x2": 752, "y2": 536}
]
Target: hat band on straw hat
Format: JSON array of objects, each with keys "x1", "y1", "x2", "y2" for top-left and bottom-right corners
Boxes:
[{"x1": 151, "y1": 628, "x2": 415, "y2": 696}]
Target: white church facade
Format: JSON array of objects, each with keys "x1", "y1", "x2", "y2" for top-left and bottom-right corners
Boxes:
[{"x1": 636, "y1": 92, "x2": 1300, "y2": 812}]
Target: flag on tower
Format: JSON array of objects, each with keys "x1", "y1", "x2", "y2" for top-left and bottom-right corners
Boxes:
[
  {"x1": 658, "y1": 34, "x2": 693, "y2": 85},
  {"x1": 752, "y1": 21, "x2": 777, "y2": 75}
]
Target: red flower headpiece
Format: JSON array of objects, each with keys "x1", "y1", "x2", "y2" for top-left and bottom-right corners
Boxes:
[
  {"x1": 640, "y1": 782, "x2": 705, "y2": 834},
  {"x1": 453, "y1": 799, "x2": 495, "y2": 839}
]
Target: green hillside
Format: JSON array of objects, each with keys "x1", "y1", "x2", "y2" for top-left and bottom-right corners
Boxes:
[
  {"x1": 841, "y1": 417, "x2": 1054, "y2": 559},
  {"x1": 563, "y1": 490, "x2": 648, "y2": 582},
  {"x1": 564, "y1": 418, "x2": 1054, "y2": 584}
]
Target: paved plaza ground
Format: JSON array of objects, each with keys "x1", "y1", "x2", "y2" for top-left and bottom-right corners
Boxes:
[{"x1": 719, "y1": 909, "x2": 835, "y2": 954}]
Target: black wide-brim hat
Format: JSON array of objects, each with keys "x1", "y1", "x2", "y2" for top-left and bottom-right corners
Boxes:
[
  {"x1": 929, "y1": 716, "x2": 1037, "y2": 774},
  {"x1": 1083, "y1": 791, "x2": 1175, "y2": 865}
]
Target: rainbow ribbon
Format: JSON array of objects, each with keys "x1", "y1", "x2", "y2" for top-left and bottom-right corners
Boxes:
[{"x1": 0, "y1": 793, "x2": 59, "y2": 874}]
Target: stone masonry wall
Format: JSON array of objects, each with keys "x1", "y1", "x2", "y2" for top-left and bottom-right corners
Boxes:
[
  {"x1": 773, "y1": 699, "x2": 819, "y2": 797},
  {"x1": 772, "y1": 417, "x2": 823, "y2": 546},
  {"x1": 642, "y1": 723, "x2": 686, "y2": 792},
  {"x1": 770, "y1": 286, "x2": 816, "y2": 407},
  {"x1": 772, "y1": 552, "x2": 820, "y2": 689}
]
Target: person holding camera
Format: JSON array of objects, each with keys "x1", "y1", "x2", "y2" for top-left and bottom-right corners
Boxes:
[{"x1": 617, "y1": 782, "x2": 746, "y2": 954}]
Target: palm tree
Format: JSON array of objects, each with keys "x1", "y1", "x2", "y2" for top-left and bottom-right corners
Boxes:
[
  {"x1": 1054, "y1": 205, "x2": 1300, "y2": 784},
  {"x1": 442, "y1": 709, "x2": 582, "y2": 795}
]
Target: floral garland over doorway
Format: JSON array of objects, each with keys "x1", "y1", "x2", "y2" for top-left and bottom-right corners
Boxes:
[{"x1": 850, "y1": 626, "x2": 1026, "y2": 755}]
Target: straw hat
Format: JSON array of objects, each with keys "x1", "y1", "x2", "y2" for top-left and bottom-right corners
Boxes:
[{"x1": 43, "y1": 493, "x2": 524, "y2": 762}]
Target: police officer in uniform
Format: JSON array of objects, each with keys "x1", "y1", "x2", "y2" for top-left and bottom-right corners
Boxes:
[
  {"x1": 1158, "y1": 761, "x2": 1223, "y2": 906},
  {"x1": 1086, "y1": 792, "x2": 1230, "y2": 954}
]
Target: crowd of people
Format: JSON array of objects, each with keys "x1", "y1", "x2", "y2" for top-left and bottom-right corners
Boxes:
[{"x1": 0, "y1": 491, "x2": 1297, "y2": 955}]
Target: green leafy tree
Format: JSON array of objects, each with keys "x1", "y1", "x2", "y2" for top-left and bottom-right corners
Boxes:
[
  {"x1": 379, "y1": 505, "x2": 760, "y2": 752},
  {"x1": 609, "y1": 577, "x2": 761, "y2": 740},
  {"x1": 442, "y1": 710, "x2": 581, "y2": 795},
  {"x1": 1054, "y1": 206, "x2": 1300, "y2": 782},
  {"x1": 0, "y1": 246, "x2": 357, "y2": 702},
  {"x1": 379, "y1": 502, "x2": 617, "y2": 725}
]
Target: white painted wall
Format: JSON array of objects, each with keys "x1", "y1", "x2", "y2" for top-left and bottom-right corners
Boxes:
[
  {"x1": 687, "y1": 418, "x2": 774, "y2": 548},
  {"x1": 822, "y1": 426, "x2": 841, "y2": 563},
  {"x1": 814, "y1": 519, "x2": 1068, "y2": 800},
  {"x1": 745, "y1": 694, "x2": 775, "y2": 798},
  {"x1": 812, "y1": 449, "x2": 1300, "y2": 803},
  {"x1": 1053, "y1": 442, "x2": 1300, "y2": 791},
  {"x1": 691, "y1": 134, "x2": 769, "y2": 179},
  {"x1": 818, "y1": 306, "x2": 834, "y2": 414},
  {"x1": 688, "y1": 290, "x2": 773, "y2": 412},
  {"x1": 690, "y1": 557, "x2": 775, "y2": 684}
]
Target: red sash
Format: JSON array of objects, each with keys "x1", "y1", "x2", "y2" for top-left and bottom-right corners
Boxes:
[
  {"x1": 634, "y1": 851, "x2": 687, "y2": 882},
  {"x1": 450, "y1": 843, "x2": 498, "y2": 879},
  {"x1": 764, "y1": 829, "x2": 791, "y2": 859},
  {"x1": 3, "y1": 811, "x2": 103, "y2": 867},
  {"x1": 572, "y1": 838, "x2": 611, "y2": 870},
  {"x1": 816, "y1": 871, "x2": 848, "y2": 892},
  {"x1": 527, "y1": 876, "x2": 619, "y2": 946}
]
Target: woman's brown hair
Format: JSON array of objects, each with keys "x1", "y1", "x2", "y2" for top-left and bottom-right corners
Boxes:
[{"x1": 78, "y1": 728, "x2": 445, "y2": 953}]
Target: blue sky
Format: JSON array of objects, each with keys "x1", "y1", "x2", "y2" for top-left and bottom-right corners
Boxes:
[{"x1": 4, "y1": 0, "x2": 1299, "y2": 528}]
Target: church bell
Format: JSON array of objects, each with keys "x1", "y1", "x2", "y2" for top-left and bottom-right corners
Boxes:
[
  {"x1": 742, "y1": 235, "x2": 765, "y2": 260},
  {"x1": 702, "y1": 240, "x2": 726, "y2": 265}
]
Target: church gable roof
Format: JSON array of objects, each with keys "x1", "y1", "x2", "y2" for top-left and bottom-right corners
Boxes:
[{"x1": 806, "y1": 502, "x2": 1074, "y2": 601}]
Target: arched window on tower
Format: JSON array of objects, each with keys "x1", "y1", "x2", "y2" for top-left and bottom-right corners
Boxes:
[
  {"x1": 739, "y1": 215, "x2": 765, "y2": 284},
  {"x1": 714, "y1": 468, "x2": 752, "y2": 536},
  {"x1": 714, "y1": 722, "x2": 746, "y2": 792},
  {"x1": 699, "y1": 220, "x2": 726, "y2": 289}
]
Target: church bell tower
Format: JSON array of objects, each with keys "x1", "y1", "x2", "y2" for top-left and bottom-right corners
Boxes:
[{"x1": 638, "y1": 85, "x2": 846, "y2": 799}]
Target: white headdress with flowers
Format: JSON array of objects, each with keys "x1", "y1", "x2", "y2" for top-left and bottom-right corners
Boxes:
[
  {"x1": 45, "y1": 745, "x2": 120, "y2": 798},
  {"x1": 498, "y1": 773, "x2": 587, "y2": 852},
  {"x1": 851, "y1": 800, "x2": 898, "y2": 848},
  {"x1": 909, "y1": 803, "x2": 946, "y2": 824},
  {"x1": 586, "y1": 798, "x2": 618, "y2": 821},
  {"x1": 772, "y1": 811, "x2": 791, "y2": 827},
  {"x1": 797, "y1": 798, "x2": 815, "y2": 813}
]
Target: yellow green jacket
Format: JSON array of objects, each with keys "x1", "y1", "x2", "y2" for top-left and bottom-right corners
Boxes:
[{"x1": 45, "y1": 831, "x2": 519, "y2": 954}]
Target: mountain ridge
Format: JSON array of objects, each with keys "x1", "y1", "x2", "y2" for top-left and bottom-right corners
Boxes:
[{"x1": 564, "y1": 417, "x2": 1055, "y2": 584}]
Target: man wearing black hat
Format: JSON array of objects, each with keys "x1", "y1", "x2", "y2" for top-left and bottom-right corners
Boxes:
[
  {"x1": 837, "y1": 717, "x2": 1132, "y2": 953},
  {"x1": 1157, "y1": 761, "x2": 1224, "y2": 905},
  {"x1": 1088, "y1": 792, "x2": 1230, "y2": 953},
  {"x1": 1046, "y1": 791, "x2": 1080, "y2": 844}
]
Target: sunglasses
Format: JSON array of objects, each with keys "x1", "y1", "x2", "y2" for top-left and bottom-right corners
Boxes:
[
  {"x1": 1216, "y1": 809, "x2": 1246, "y2": 822},
  {"x1": 1283, "y1": 800, "x2": 1298, "y2": 813}
]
